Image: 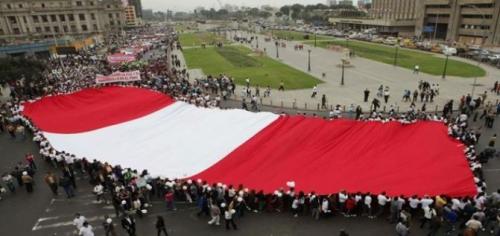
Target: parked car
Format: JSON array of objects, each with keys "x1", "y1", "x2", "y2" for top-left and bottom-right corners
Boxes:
[
  {"x1": 384, "y1": 37, "x2": 398, "y2": 45},
  {"x1": 371, "y1": 36, "x2": 384, "y2": 43},
  {"x1": 487, "y1": 54, "x2": 500, "y2": 64},
  {"x1": 442, "y1": 47, "x2": 457, "y2": 55}
]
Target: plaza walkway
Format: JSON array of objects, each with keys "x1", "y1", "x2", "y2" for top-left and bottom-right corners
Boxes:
[{"x1": 176, "y1": 32, "x2": 500, "y2": 112}]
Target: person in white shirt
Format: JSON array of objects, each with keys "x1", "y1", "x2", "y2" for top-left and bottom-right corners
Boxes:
[
  {"x1": 93, "y1": 183, "x2": 104, "y2": 203},
  {"x1": 338, "y1": 191, "x2": 348, "y2": 215},
  {"x1": 73, "y1": 213, "x2": 86, "y2": 230},
  {"x1": 364, "y1": 193, "x2": 374, "y2": 219},
  {"x1": 78, "y1": 222, "x2": 94, "y2": 236},
  {"x1": 420, "y1": 206, "x2": 436, "y2": 229},
  {"x1": 376, "y1": 192, "x2": 391, "y2": 217},
  {"x1": 420, "y1": 196, "x2": 434, "y2": 209},
  {"x1": 408, "y1": 196, "x2": 420, "y2": 215}
]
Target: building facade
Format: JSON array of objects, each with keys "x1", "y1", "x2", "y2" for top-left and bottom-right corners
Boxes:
[
  {"x1": 0, "y1": 0, "x2": 125, "y2": 41},
  {"x1": 415, "y1": 0, "x2": 500, "y2": 46},
  {"x1": 127, "y1": 0, "x2": 142, "y2": 18},
  {"x1": 330, "y1": 0, "x2": 419, "y2": 37}
]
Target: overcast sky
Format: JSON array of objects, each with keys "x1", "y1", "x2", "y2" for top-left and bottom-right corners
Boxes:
[{"x1": 142, "y1": 0, "x2": 342, "y2": 12}]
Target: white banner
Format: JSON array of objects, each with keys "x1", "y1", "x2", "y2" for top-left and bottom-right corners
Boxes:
[{"x1": 96, "y1": 70, "x2": 141, "y2": 84}]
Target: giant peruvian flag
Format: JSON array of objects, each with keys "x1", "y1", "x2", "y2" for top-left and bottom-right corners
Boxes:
[{"x1": 22, "y1": 87, "x2": 477, "y2": 197}]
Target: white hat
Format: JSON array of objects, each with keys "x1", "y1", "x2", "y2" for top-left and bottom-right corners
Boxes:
[
  {"x1": 106, "y1": 218, "x2": 112, "y2": 224},
  {"x1": 207, "y1": 187, "x2": 212, "y2": 191},
  {"x1": 22, "y1": 171, "x2": 28, "y2": 176},
  {"x1": 197, "y1": 179, "x2": 202, "y2": 183},
  {"x1": 237, "y1": 197, "x2": 243, "y2": 202},
  {"x1": 222, "y1": 184, "x2": 227, "y2": 189},
  {"x1": 146, "y1": 184, "x2": 152, "y2": 190},
  {"x1": 121, "y1": 200, "x2": 127, "y2": 205},
  {"x1": 286, "y1": 181, "x2": 295, "y2": 188},
  {"x1": 141, "y1": 209, "x2": 148, "y2": 214},
  {"x1": 217, "y1": 182, "x2": 222, "y2": 187},
  {"x1": 187, "y1": 179, "x2": 193, "y2": 184},
  {"x1": 182, "y1": 185, "x2": 187, "y2": 190},
  {"x1": 274, "y1": 190, "x2": 279, "y2": 195},
  {"x1": 220, "y1": 203, "x2": 226, "y2": 208},
  {"x1": 238, "y1": 190, "x2": 244, "y2": 196}
]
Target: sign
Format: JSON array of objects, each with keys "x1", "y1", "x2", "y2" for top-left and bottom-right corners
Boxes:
[
  {"x1": 107, "y1": 53, "x2": 136, "y2": 64},
  {"x1": 423, "y1": 26, "x2": 435, "y2": 33},
  {"x1": 96, "y1": 70, "x2": 141, "y2": 84}
]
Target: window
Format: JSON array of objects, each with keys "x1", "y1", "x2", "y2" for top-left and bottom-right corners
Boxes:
[
  {"x1": 35, "y1": 27, "x2": 42, "y2": 33},
  {"x1": 59, "y1": 14, "x2": 66, "y2": 21},
  {"x1": 89, "y1": 1, "x2": 94, "y2": 6},
  {"x1": 63, "y1": 25, "x2": 68, "y2": 32},
  {"x1": 41, "y1": 3, "x2": 45, "y2": 8},
  {"x1": 117, "y1": 20, "x2": 121, "y2": 25},
  {"x1": 79, "y1": 14, "x2": 85, "y2": 21},
  {"x1": 116, "y1": 13, "x2": 120, "y2": 18},
  {"x1": 76, "y1": 1, "x2": 82, "y2": 6},
  {"x1": 70, "y1": 25, "x2": 77, "y2": 32},
  {"x1": 41, "y1": 15, "x2": 48, "y2": 23},
  {"x1": 32, "y1": 16, "x2": 39, "y2": 23},
  {"x1": 23, "y1": 16, "x2": 27, "y2": 24},
  {"x1": 26, "y1": 28, "x2": 30, "y2": 33},
  {"x1": 6, "y1": 4, "x2": 11, "y2": 9},
  {"x1": 18, "y1": 4, "x2": 23, "y2": 8},
  {"x1": 110, "y1": 20, "x2": 114, "y2": 26},
  {"x1": 0, "y1": 28, "x2": 4, "y2": 35},
  {"x1": 7, "y1": 16, "x2": 17, "y2": 24},
  {"x1": 90, "y1": 13, "x2": 95, "y2": 20},
  {"x1": 44, "y1": 26, "x2": 51, "y2": 32},
  {"x1": 50, "y1": 15, "x2": 57, "y2": 22},
  {"x1": 54, "y1": 26, "x2": 59, "y2": 33},
  {"x1": 13, "y1": 28, "x2": 21, "y2": 34},
  {"x1": 68, "y1": 14, "x2": 74, "y2": 21},
  {"x1": 107, "y1": 5, "x2": 111, "y2": 8},
  {"x1": 108, "y1": 13, "x2": 113, "y2": 19},
  {"x1": 93, "y1": 24, "x2": 98, "y2": 30},
  {"x1": 81, "y1": 24, "x2": 88, "y2": 31}
]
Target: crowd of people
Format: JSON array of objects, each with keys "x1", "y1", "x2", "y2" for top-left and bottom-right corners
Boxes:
[{"x1": 0, "y1": 26, "x2": 499, "y2": 236}]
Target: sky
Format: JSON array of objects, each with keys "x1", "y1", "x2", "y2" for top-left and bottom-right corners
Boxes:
[{"x1": 142, "y1": 0, "x2": 351, "y2": 12}]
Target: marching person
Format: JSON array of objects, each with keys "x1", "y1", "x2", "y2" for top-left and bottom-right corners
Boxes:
[
  {"x1": 155, "y1": 216, "x2": 169, "y2": 236},
  {"x1": 21, "y1": 171, "x2": 33, "y2": 193},
  {"x1": 44, "y1": 171, "x2": 58, "y2": 195},
  {"x1": 102, "y1": 215, "x2": 117, "y2": 236},
  {"x1": 79, "y1": 221, "x2": 94, "y2": 236},
  {"x1": 121, "y1": 214, "x2": 136, "y2": 236}
]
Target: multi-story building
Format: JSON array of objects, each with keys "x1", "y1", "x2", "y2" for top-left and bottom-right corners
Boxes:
[
  {"x1": 0, "y1": 0, "x2": 125, "y2": 40},
  {"x1": 339, "y1": 0, "x2": 354, "y2": 6},
  {"x1": 415, "y1": 0, "x2": 500, "y2": 46},
  {"x1": 124, "y1": 5, "x2": 138, "y2": 26},
  {"x1": 327, "y1": 0, "x2": 338, "y2": 6},
  {"x1": 127, "y1": 0, "x2": 142, "y2": 18},
  {"x1": 330, "y1": 0, "x2": 419, "y2": 37}
]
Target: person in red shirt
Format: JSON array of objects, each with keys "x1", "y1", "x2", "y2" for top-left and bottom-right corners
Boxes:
[
  {"x1": 25, "y1": 153, "x2": 36, "y2": 170},
  {"x1": 345, "y1": 195, "x2": 356, "y2": 217},
  {"x1": 164, "y1": 190, "x2": 176, "y2": 211}
]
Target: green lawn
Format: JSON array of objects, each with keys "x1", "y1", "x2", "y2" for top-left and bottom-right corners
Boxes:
[
  {"x1": 305, "y1": 39, "x2": 485, "y2": 78},
  {"x1": 183, "y1": 46, "x2": 322, "y2": 89},
  {"x1": 179, "y1": 32, "x2": 228, "y2": 47},
  {"x1": 262, "y1": 30, "x2": 333, "y2": 41}
]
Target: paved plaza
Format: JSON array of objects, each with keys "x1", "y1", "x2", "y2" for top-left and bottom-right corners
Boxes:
[{"x1": 178, "y1": 31, "x2": 500, "y2": 112}]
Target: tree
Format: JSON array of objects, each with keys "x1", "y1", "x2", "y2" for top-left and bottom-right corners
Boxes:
[
  {"x1": 0, "y1": 57, "x2": 45, "y2": 84},
  {"x1": 280, "y1": 6, "x2": 291, "y2": 16}
]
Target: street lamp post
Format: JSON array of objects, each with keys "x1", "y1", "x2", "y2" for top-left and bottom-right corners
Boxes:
[
  {"x1": 275, "y1": 41, "x2": 279, "y2": 58},
  {"x1": 442, "y1": 53, "x2": 450, "y2": 79},
  {"x1": 341, "y1": 60, "x2": 345, "y2": 86},
  {"x1": 393, "y1": 45, "x2": 399, "y2": 66},
  {"x1": 308, "y1": 49, "x2": 311, "y2": 72},
  {"x1": 314, "y1": 31, "x2": 317, "y2": 48},
  {"x1": 256, "y1": 36, "x2": 259, "y2": 49}
]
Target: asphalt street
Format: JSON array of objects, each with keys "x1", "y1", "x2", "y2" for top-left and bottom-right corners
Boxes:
[{"x1": 0, "y1": 116, "x2": 499, "y2": 236}]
